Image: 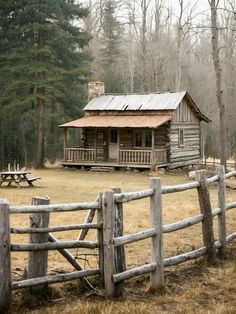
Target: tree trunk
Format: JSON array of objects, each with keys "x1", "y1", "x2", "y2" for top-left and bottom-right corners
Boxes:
[
  {"x1": 175, "y1": 0, "x2": 184, "y2": 91},
  {"x1": 20, "y1": 120, "x2": 28, "y2": 167},
  {"x1": 35, "y1": 97, "x2": 45, "y2": 168},
  {"x1": 210, "y1": 0, "x2": 227, "y2": 170},
  {"x1": 140, "y1": 0, "x2": 150, "y2": 92},
  {"x1": 35, "y1": 32, "x2": 45, "y2": 169}
]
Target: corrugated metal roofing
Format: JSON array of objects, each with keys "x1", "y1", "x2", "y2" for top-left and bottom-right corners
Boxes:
[
  {"x1": 60, "y1": 115, "x2": 173, "y2": 129},
  {"x1": 84, "y1": 91, "x2": 186, "y2": 111}
]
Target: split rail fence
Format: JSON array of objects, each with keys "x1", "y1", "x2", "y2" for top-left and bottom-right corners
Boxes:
[{"x1": 1, "y1": 165, "x2": 236, "y2": 313}]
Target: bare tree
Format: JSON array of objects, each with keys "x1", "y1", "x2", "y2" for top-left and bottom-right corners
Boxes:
[
  {"x1": 140, "y1": 0, "x2": 152, "y2": 91},
  {"x1": 175, "y1": 0, "x2": 199, "y2": 91},
  {"x1": 209, "y1": 0, "x2": 227, "y2": 168}
]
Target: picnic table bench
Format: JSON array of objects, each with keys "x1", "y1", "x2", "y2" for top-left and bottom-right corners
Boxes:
[{"x1": 0, "y1": 171, "x2": 41, "y2": 187}]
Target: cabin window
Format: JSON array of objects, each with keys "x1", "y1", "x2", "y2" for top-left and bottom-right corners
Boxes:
[
  {"x1": 110, "y1": 129, "x2": 118, "y2": 143},
  {"x1": 134, "y1": 130, "x2": 152, "y2": 148},
  {"x1": 178, "y1": 129, "x2": 184, "y2": 147}
]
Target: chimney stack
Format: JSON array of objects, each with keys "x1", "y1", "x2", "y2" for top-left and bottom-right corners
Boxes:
[{"x1": 88, "y1": 81, "x2": 105, "y2": 100}]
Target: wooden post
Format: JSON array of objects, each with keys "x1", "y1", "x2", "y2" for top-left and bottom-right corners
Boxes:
[
  {"x1": 63, "y1": 128, "x2": 68, "y2": 162},
  {"x1": 0, "y1": 199, "x2": 11, "y2": 314},
  {"x1": 113, "y1": 188, "x2": 126, "y2": 297},
  {"x1": 102, "y1": 190, "x2": 116, "y2": 297},
  {"x1": 196, "y1": 170, "x2": 216, "y2": 264},
  {"x1": 117, "y1": 129, "x2": 120, "y2": 164},
  {"x1": 150, "y1": 178, "x2": 164, "y2": 289},
  {"x1": 96, "y1": 193, "x2": 104, "y2": 287},
  {"x1": 28, "y1": 197, "x2": 50, "y2": 294},
  {"x1": 151, "y1": 129, "x2": 155, "y2": 171},
  {"x1": 217, "y1": 165, "x2": 226, "y2": 258},
  {"x1": 94, "y1": 129, "x2": 97, "y2": 162}
]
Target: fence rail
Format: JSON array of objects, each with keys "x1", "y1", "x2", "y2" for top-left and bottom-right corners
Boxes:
[
  {"x1": 9, "y1": 201, "x2": 101, "y2": 213},
  {"x1": 1, "y1": 166, "x2": 236, "y2": 312}
]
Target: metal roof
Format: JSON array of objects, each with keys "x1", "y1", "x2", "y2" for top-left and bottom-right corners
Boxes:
[
  {"x1": 84, "y1": 91, "x2": 186, "y2": 111},
  {"x1": 60, "y1": 115, "x2": 173, "y2": 129}
]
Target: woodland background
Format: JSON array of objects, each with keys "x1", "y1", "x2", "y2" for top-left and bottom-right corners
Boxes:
[{"x1": 0, "y1": 0, "x2": 235, "y2": 168}]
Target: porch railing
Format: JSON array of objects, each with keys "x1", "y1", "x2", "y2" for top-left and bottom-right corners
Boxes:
[
  {"x1": 119, "y1": 149, "x2": 168, "y2": 165},
  {"x1": 65, "y1": 148, "x2": 95, "y2": 162},
  {"x1": 64, "y1": 148, "x2": 168, "y2": 165}
]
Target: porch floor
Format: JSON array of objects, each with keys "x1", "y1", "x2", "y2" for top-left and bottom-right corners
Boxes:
[{"x1": 62, "y1": 161, "x2": 169, "y2": 169}]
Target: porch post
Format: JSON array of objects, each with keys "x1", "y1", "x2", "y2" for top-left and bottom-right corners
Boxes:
[
  {"x1": 151, "y1": 129, "x2": 155, "y2": 171},
  {"x1": 63, "y1": 128, "x2": 68, "y2": 162},
  {"x1": 117, "y1": 129, "x2": 120, "y2": 164},
  {"x1": 95, "y1": 129, "x2": 97, "y2": 162}
]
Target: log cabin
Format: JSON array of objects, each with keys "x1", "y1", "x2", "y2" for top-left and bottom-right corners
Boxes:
[{"x1": 60, "y1": 82, "x2": 210, "y2": 170}]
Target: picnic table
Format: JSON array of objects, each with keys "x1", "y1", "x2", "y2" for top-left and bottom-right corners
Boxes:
[{"x1": 0, "y1": 171, "x2": 41, "y2": 187}]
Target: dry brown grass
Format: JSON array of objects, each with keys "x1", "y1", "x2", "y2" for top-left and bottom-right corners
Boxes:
[{"x1": 1, "y1": 167, "x2": 236, "y2": 313}]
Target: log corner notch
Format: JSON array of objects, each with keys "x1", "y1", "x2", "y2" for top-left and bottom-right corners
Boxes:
[
  {"x1": 0, "y1": 199, "x2": 12, "y2": 314},
  {"x1": 195, "y1": 170, "x2": 216, "y2": 264}
]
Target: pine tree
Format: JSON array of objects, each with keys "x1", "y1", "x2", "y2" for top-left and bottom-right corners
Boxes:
[{"x1": 0, "y1": 0, "x2": 91, "y2": 168}]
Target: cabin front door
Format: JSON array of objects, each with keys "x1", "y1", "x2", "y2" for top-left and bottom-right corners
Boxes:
[{"x1": 108, "y1": 129, "x2": 118, "y2": 161}]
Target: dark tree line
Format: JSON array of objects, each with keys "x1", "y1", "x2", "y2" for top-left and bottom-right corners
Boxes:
[{"x1": 0, "y1": 0, "x2": 91, "y2": 169}]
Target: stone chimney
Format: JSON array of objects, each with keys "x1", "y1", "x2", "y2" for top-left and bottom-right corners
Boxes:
[{"x1": 88, "y1": 81, "x2": 105, "y2": 100}]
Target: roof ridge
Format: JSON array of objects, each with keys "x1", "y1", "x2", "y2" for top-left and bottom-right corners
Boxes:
[{"x1": 101, "y1": 91, "x2": 186, "y2": 96}]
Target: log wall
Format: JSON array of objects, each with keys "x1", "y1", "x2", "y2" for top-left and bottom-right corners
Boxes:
[
  {"x1": 85, "y1": 127, "x2": 169, "y2": 152},
  {"x1": 169, "y1": 99, "x2": 201, "y2": 168}
]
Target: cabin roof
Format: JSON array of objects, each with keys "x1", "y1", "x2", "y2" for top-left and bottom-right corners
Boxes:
[
  {"x1": 60, "y1": 115, "x2": 173, "y2": 129},
  {"x1": 83, "y1": 91, "x2": 210, "y2": 122},
  {"x1": 84, "y1": 91, "x2": 186, "y2": 111}
]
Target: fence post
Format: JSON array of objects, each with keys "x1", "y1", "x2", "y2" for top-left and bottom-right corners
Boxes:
[
  {"x1": 217, "y1": 165, "x2": 226, "y2": 258},
  {"x1": 102, "y1": 190, "x2": 116, "y2": 297},
  {"x1": 112, "y1": 187, "x2": 126, "y2": 297},
  {"x1": 196, "y1": 170, "x2": 216, "y2": 264},
  {"x1": 150, "y1": 178, "x2": 164, "y2": 290},
  {"x1": 97, "y1": 193, "x2": 104, "y2": 288},
  {"x1": 0, "y1": 199, "x2": 11, "y2": 314},
  {"x1": 28, "y1": 196, "x2": 50, "y2": 294}
]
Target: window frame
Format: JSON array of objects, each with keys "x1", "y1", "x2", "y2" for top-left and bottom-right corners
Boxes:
[
  {"x1": 178, "y1": 128, "x2": 185, "y2": 147},
  {"x1": 133, "y1": 130, "x2": 153, "y2": 148}
]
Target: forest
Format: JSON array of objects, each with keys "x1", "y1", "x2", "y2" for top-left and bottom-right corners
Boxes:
[{"x1": 0, "y1": 0, "x2": 235, "y2": 168}]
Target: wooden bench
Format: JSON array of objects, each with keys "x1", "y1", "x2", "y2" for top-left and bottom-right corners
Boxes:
[{"x1": 26, "y1": 176, "x2": 42, "y2": 186}]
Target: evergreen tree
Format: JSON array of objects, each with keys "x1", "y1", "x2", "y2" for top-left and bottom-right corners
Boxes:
[{"x1": 0, "y1": 0, "x2": 91, "y2": 168}]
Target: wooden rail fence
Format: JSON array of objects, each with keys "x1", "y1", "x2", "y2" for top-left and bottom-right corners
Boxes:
[{"x1": 0, "y1": 165, "x2": 236, "y2": 312}]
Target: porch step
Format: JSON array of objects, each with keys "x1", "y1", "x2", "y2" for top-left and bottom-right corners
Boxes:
[{"x1": 90, "y1": 166, "x2": 115, "y2": 172}]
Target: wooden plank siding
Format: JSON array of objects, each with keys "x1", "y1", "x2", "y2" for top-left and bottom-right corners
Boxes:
[
  {"x1": 169, "y1": 100, "x2": 201, "y2": 168},
  {"x1": 173, "y1": 99, "x2": 199, "y2": 123},
  {"x1": 85, "y1": 129, "x2": 108, "y2": 161}
]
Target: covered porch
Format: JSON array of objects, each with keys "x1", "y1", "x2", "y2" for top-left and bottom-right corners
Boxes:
[{"x1": 60, "y1": 115, "x2": 172, "y2": 170}]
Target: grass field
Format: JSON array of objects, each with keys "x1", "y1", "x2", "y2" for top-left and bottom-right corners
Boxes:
[{"x1": 1, "y1": 167, "x2": 236, "y2": 313}]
